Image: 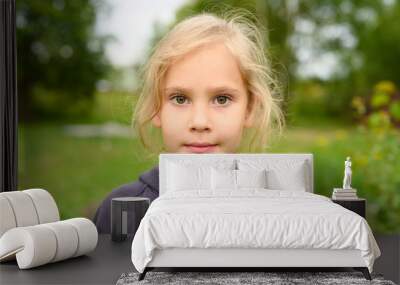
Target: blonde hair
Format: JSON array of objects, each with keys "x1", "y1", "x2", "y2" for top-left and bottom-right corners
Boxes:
[{"x1": 133, "y1": 10, "x2": 284, "y2": 157}]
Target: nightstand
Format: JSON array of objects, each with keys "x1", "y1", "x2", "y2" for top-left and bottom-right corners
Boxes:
[
  {"x1": 111, "y1": 197, "x2": 150, "y2": 242},
  {"x1": 332, "y1": 198, "x2": 366, "y2": 218}
]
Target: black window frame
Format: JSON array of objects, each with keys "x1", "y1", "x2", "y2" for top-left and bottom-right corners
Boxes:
[{"x1": 0, "y1": 0, "x2": 18, "y2": 192}]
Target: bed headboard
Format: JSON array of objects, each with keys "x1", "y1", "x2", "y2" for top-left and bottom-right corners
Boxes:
[{"x1": 159, "y1": 153, "x2": 314, "y2": 195}]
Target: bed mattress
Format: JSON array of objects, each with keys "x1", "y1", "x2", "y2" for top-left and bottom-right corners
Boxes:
[{"x1": 131, "y1": 189, "x2": 380, "y2": 273}]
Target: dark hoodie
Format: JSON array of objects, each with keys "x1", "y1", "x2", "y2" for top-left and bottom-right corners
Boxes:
[{"x1": 93, "y1": 165, "x2": 159, "y2": 234}]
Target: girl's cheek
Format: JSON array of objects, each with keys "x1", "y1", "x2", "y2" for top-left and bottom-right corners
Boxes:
[
  {"x1": 162, "y1": 106, "x2": 187, "y2": 128},
  {"x1": 215, "y1": 107, "x2": 243, "y2": 125}
]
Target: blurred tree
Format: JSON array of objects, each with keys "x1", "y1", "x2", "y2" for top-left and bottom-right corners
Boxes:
[
  {"x1": 294, "y1": 0, "x2": 400, "y2": 116},
  {"x1": 16, "y1": 0, "x2": 111, "y2": 120}
]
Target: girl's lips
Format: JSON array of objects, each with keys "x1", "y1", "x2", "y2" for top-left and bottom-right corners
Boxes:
[{"x1": 184, "y1": 144, "x2": 218, "y2": 153}]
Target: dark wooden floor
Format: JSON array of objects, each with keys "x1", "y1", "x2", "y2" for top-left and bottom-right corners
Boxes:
[{"x1": 373, "y1": 234, "x2": 400, "y2": 284}]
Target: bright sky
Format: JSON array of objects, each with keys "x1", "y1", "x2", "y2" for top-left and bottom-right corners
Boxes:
[{"x1": 95, "y1": 0, "x2": 188, "y2": 67}]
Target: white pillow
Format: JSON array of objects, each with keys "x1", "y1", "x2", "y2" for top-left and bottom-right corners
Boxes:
[
  {"x1": 237, "y1": 159, "x2": 308, "y2": 191},
  {"x1": 211, "y1": 168, "x2": 236, "y2": 190},
  {"x1": 236, "y1": 169, "x2": 268, "y2": 188},
  {"x1": 166, "y1": 159, "x2": 236, "y2": 192},
  {"x1": 167, "y1": 162, "x2": 211, "y2": 191}
]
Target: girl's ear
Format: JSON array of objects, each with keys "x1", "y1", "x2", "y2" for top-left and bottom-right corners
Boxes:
[{"x1": 151, "y1": 113, "x2": 162, "y2": 128}]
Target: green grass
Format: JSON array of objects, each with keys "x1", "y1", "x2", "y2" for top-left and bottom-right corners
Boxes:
[
  {"x1": 18, "y1": 123, "x2": 157, "y2": 220},
  {"x1": 18, "y1": 91, "x2": 143, "y2": 219}
]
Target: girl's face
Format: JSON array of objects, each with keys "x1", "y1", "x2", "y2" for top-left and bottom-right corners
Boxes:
[{"x1": 152, "y1": 42, "x2": 253, "y2": 154}]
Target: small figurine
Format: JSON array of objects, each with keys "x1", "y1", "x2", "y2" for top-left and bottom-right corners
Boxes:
[{"x1": 343, "y1": 157, "x2": 352, "y2": 189}]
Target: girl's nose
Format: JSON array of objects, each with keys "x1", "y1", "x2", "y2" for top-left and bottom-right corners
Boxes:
[{"x1": 188, "y1": 103, "x2": 211, "y2": 132}]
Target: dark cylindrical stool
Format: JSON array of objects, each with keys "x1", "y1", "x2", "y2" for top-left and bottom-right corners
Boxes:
[{"x1": 111, "y1": 197, "x2": 150, "y2": 242}]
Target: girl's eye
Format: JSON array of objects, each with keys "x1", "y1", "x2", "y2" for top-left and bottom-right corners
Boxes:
[
  {"x1": 214, "y1": 95, "x2": 232, "y2": 106},
  {"x1": 170, "y1": 95, "x2": 188, "y2": 105}
]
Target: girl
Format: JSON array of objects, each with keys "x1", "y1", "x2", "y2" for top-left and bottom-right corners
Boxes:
[{"x1": 93, "y1": 11, "x2": 284, "y2": 233}]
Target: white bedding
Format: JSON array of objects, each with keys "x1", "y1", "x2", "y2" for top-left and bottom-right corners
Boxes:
[{"x1": 131, "y1": 189, "x2": 381, "y2": 273}]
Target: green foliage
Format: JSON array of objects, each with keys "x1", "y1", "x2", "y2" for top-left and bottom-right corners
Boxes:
[
  {"x1": 89, "y1": 91, "x2": 137, "y2": 125},
  {"x1": 371, "y1": 92, "x2": 390, "y2": 108},
  {"x1": 352, "y1": 81, "x2": 400, "y2": 129},
  {"x1": 269, "y1": 123, "x2": 400, "y2": 234},
  {"x1": 352, "y1": 129, "x2": 400, "y2": 233},
  {"x1": 347, "y1": 81, "x2": 400, "y2": 233},
  {"x1": 287, "y1": 80, "x2": 328, "y2": 120},
  {"x1": 367, "y1": 112, "x2": 391, "y2": 129},
  {"x1": 16, "y1": 0, "x2": 112, "y2": 121},
  {"x1": 390, "y1": 102, "x2": 400, "y2": 120}
]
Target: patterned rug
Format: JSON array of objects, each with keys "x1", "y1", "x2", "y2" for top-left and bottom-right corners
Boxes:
[{"x1": 116, "y1": 271, "x2": 396, "y2": 285}]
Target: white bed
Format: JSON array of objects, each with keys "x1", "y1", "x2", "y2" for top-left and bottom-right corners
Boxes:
[{"x1": 131, "y1": 153, "x2": 381, "y2": 281}]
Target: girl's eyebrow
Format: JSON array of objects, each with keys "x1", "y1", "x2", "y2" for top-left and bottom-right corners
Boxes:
[{"x1": 164, "y1": 85, "x2": 241, "y2": 95}]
